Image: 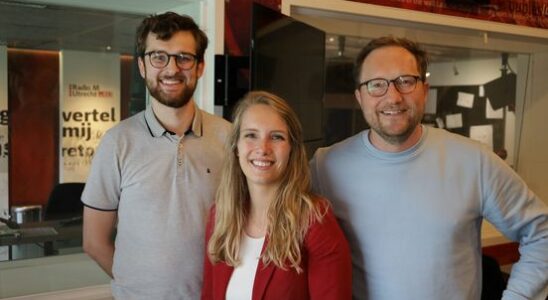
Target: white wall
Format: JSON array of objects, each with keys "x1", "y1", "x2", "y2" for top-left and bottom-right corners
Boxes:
[
  {"x1": 427, "y1": 57, "x2": 517, "y2": 87},
  {"x1": 516, "y1": 51, "x2": 548, "y2": 205}
]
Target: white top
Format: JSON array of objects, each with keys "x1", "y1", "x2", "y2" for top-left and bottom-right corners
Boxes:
[{"x1": 226, "y1": 234, "x2": 265, "y2": 300}]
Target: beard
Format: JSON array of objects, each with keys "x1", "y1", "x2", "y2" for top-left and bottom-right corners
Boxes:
[
  {"x1": 365, "y1": 106, "x2": 423, "y2": 146},
  {"x1": 371, "y1": 121, "x2": 418, "y2": 145},
  {"x1": 146, "y1": 75, "x2": 197, "y2": 108}
]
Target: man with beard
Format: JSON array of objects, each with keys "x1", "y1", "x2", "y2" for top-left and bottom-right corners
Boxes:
[
  {"x1": 82, "y1": 12, "x2": 230, "y2": 299},
  {"x1": 310, "y1": 36, "x2": 548, "y2": 300}
]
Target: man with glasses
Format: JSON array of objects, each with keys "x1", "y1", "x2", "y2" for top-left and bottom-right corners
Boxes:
[
  {"x1": 310, "y1": 36, "x2": 548, "y2": 299},
  {"x1": 82, "y1": 12, "x2": 230, "y2": 299}
]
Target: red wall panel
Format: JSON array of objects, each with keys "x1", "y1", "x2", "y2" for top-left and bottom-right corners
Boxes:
[
  {"x1": 7, "y1": 50, "x2": 132, "y2": 208},
  {"x1": 8, "y1": 50, "x2": 59, "y2": 207}
]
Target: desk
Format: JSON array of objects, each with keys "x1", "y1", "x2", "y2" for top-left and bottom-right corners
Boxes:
[
  {"x1": 0, "y1": 219, "x2": 82, "y2": 259},
  {"x1": 481, "y1": 221, "x2": 519, "y2": 266},
  {"x1": 481, "y1": 221, "x2": 510, "y2": 247}
]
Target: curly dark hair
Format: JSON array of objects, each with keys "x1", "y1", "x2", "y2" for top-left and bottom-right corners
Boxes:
[{"x1": 135, "y1": 11, "x2": 208, "y2": 62}]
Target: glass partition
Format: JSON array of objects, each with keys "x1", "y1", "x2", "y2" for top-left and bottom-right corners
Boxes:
[
  {"x1": 0, "y1": 2, "x2": 146, "y2": 264},
  {"x1": 0, "y1": 1, "x2": 217, "y2": 297},
  {"x1": 323, "y1": 34, "x2": 528, "y2": 168}
]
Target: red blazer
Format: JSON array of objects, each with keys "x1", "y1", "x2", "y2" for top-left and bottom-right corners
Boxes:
[{"x1": 201, "y1": 201, "x2": 352, "y2": 300}]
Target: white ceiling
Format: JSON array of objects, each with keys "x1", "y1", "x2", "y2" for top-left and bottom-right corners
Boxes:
[
  {"x1": 0, "y1": 0, "x2": 199, "y2": 54},
  {"x1": 15, "y1": 0, "x2": 198, "y2": 14}
]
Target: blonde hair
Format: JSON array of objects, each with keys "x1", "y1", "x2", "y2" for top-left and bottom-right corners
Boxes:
[{"x1": 207, "y1": 91, "x2": 325, "y2": 273}]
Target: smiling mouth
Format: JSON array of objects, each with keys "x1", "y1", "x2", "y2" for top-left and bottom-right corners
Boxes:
[
  {"x1": 380, "y1": 108, "x2": 406, "y2": 115},
  {"x1": 160, "y1": 78, "x2": 184, "y2": 85},
  {"x1": 251, "y1": 159, "x2": 273, "y2": 167}
]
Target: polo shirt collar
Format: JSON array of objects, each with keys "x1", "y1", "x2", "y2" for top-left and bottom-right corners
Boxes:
[
  {"x1": 144, "y1": 101, "x2": 203, "y2": 137},
  {"x1": 190, "y1": 103, "x2": 203, "y2": 137}
]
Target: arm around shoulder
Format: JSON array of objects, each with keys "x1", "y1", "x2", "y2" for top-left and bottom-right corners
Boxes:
[{"x1": 82, "y1": 206, "x2": 117, "y2": 278}]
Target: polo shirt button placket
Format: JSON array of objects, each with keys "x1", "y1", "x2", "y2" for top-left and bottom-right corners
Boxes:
[{"x1": 177, "y1": 140, "x2": 184, "y2": 167}]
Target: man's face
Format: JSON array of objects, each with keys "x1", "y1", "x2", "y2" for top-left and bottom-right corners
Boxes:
[
  {"x1": 138, "y1": 31, "x2": 204, "y2": 108},
  {"x1": 354, "y1": 46, "x2": 428, "y2": 149}
]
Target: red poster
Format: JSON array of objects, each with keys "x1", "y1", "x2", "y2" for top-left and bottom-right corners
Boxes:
[{"x1": 348, "y1": 0, "x2": 548, "y2": 29}]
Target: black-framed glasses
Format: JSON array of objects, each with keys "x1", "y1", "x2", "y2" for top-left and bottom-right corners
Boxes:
[
  {"x1": 143, "y1": 51, "x2": 198, "y2": 70},
  {"x1": 358, "y1": 75, "x2": 423, "y2": 97}
]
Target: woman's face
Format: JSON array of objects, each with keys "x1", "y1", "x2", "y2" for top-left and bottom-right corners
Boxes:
[{"x1": 237, "y1": 104, "x2": 291, "y2": 189}]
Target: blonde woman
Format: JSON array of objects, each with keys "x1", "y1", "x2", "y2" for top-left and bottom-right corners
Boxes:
[{"x1": 202, "y1": 91, "x2": 351, "y2": 299}]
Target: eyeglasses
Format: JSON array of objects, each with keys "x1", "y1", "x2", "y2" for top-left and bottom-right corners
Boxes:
[
  {"x1": 143, "y1": 51, "x2": 198, "y2": 70},
  {"x1": 358, "y1": 75, "x2": 423, "y2": 97}
]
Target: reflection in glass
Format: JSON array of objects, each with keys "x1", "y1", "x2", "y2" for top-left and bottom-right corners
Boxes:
[
  {"x1": 323, "y1": 34, "x2": 527, "y2": 168},
  {"x1": 0, "y1": 2, "x2": 146, "y2": 263}
]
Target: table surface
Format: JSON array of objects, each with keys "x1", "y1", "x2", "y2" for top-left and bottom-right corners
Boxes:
[
  {"x1": 481, "y1": 221, "x2": 511, "y2": 247},
  {"x1": 0, "y1": 219, "x2": 82, "y2": 247},
  {"x1": 0, "y1": 218, "x2": 509, "y2": 247}
]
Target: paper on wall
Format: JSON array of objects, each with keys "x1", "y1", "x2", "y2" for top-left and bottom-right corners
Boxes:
[
  {"x1": 470, "y1": 125, "x2": 493, "y2": 150},
  {"x1": 435, "y1": 117, "x2": 445, "y2": 129},
  {"x1": 478, "y1": 85, "x2": 485, "y2": 97},
  {"x1": 457, "y1": 92, "x2": 474, "y2": 108},
  {"x1": 445, "y1": 113, "x2": 463, "y2": 129},
  {"x1": 486, "y1": 98, "x2": 503, "y2": 119}
]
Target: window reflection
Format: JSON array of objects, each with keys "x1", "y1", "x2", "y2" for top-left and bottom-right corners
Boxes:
[
  {"x1": 0, "y1": 2, "x2": 146, "y2": 264},
  {"x1": 324, "y1": 34, "x2": 526, "y2": 168}
]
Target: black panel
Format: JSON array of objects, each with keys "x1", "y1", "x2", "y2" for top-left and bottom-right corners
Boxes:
[
  {"x1": 214, "y1": 55, "x2": 250, "y2": 118},
  {"x1": 251, "y1": 3, "x2": 326, "y2": 143},
  {"x1": 433, "y1": 85, "x2": 506, "y2": 151},
  {"x1": 483, "y1": 73, "x2": 516, "y2": 110}
]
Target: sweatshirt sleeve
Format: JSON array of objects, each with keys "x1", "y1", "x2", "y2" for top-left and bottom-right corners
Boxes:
[{"x1": 480, "y1": 150, "x2": 548, "y2": 300}]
